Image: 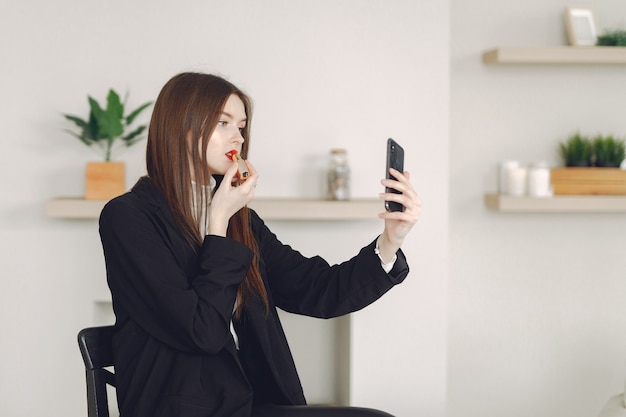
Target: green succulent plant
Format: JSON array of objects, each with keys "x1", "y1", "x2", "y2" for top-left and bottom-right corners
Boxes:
[
  {"x1": 592, "y1": 134, "x2": 626, "y2": 167},
  {"x1": 596, "y1": 30, "x2": 626, "y2": 46},
  {"x1": 559, "y1": 132, "x2": 593, "y2": 167},
  {"x1": 63, "y1": 89, "x2": 153, "y2": 162}
]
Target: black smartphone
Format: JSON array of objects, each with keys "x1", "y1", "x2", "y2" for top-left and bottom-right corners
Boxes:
[{"x1": 385, "y1": 138, "x2": 405, "y2": 212}]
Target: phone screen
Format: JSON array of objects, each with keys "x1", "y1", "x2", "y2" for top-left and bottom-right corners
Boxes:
[{"x1": 385, "y1": 138, "x2": 405, "y2": 212}]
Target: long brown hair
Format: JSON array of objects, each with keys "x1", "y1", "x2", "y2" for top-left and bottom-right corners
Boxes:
[{"x1": 146, "y1": 72, "x2": 267, "y2": 317}]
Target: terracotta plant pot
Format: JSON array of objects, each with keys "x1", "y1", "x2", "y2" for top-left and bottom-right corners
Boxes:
[{"x1": 85, "y1": 162, "x2": 125, "y2": 200}]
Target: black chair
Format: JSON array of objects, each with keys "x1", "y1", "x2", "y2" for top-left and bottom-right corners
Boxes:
[
  {"x1": 77, "y1": 325, "x2": 117, "y2": 417},
  {"x1": 77, "y1": 326, "x2": 394, "y2": 417}
]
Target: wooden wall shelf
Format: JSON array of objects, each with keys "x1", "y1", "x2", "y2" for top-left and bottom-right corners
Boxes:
[
  {"x1": 482, "y1": 46, "x2": 626, "y2": 65},
  {"x1": 485, "y1": 194, "x2": 626, "y2": 213},
  {"x1": 46, "y1": 197, "x2": 383, "y2": 221}
]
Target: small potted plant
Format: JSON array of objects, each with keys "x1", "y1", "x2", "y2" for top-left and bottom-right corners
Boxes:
[
  {"x1": 596, "y1": 30, "x2": 626, "y2": 46},
  {"x1": 592, "y1": 134, "x2": 626, "y2": 167},
  {"x1": 558, "y1": 132, "x2": 593, "y2": 167},
  {"x1": 63, "y1": 89, "x2": 152, "y2": 200},
  {"x1": 552, "y1": 132, "x2": 626, "y2": 195}
]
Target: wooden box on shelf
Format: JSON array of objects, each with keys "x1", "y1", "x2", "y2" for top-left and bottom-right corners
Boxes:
[
  {"x1": 551, "y1": 167, "x2": 626, "y2": 195},
  {"x1": 85, "y1": 162, "x2": 125, "y2": 200}
]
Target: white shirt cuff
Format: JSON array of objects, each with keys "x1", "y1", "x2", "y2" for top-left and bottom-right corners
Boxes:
[{"x1": 374, "y1": 236, "x2": 397, "y2": 273}]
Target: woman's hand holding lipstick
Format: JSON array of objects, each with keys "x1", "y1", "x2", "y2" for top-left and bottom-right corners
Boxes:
[
  {"x1": 225, "y1": 150, "x2": 250, "y2": 184},
  {"x1": 208, "y1": 151, "x2": 258, "y2": 237}
]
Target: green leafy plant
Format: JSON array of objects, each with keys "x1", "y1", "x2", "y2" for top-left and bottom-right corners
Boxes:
[
  {"x1": 559, "y1": 132, "x2": 593, "y2": 167},
  {"x1": 596, "y1": 30, "x2": 626, "y2": 46},
  {"x1": 592, "y1": 134, "x2": 626, "y2": 167},
  {"x1": 63, "y1": 89, "x2": 153, "y2": 161}
]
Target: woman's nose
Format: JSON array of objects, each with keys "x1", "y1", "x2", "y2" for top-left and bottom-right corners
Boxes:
[{"x1": 232, "y1": 128, "x2": 245, "y2": 143}]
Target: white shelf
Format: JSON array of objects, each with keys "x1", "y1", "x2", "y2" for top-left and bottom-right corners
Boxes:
[
  {"x1": 45, "y1": 198, "x2": 107, "y2": 219},
  {"x1": 250, "y1": 198, "x2": 382, "y2": 220},
  {"x1": 46, "y1": 197, "x2": 383, "y2": 221},
  {"x1": 485, "y1": 193, "x2": 626, "y2": 213},
  {"x1": 482, "y1": 46, "x2": 626, "y2": 65}
]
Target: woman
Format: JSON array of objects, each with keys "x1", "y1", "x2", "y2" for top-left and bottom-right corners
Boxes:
[{"x1": 99, "y1": 72, "x2": 421, "y2": 417}]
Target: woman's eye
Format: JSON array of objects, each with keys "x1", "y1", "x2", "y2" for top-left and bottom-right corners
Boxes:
[
  {"x1": 238, "y1": 127, "x2": 245, "y2": 134},
  {"x1": 217, "y1": 120, "x2": 227, "y2": 127}
]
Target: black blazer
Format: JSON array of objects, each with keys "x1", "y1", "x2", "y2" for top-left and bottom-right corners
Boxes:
[{"x1": 99, "y1": 177, "x2": 409, "y2": 417}]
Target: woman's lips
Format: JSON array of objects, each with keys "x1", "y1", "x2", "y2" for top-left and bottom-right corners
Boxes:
[{"x1": 225, "y1": 149, "x2": 238, "y2": 160}]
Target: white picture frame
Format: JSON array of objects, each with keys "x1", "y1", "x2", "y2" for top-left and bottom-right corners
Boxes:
[{"x1": 565, "y1": 7, "x2": 597, "y2": 46}]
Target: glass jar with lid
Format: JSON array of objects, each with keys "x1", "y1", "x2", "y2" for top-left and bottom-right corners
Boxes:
[{"x1": 327, "y1": 148, "x2": 350, "y2": 200}]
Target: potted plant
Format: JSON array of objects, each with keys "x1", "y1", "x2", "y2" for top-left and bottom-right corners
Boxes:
[
  {"x1": 596, "y1": 30, "x2": 626, "y2": 46},
  {"x1": 558, "y1": 132, "x2": 592, "y2": 167},
  {"x1": 63, "y1": 89, "x2": 152, "y2": 200},
  {"x1": 592, "y1": 134, "x2": 626, "y2": 167},
  {"x1": 552, "y1": 132, "x2": 626, "y2": 195}
]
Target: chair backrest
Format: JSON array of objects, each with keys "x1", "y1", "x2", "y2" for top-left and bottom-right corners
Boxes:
[{"x1": 77, "y1": 326, "x2": 116, "y2": 417}]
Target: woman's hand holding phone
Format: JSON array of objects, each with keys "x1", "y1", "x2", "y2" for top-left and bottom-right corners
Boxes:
[{"x1": 378, "y1": 139, "x2": 421, "y2": 262}]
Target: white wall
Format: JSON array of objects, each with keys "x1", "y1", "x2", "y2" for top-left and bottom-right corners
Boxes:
[
  {"x1": 450, "y1": 1, "x2": 626, "y2": 417},
  {"x1": 0, "y1": 1, "x2": 448, "y2": 417},
  {"x1": 8, "y1": 1, "x2": 626, "y2": 417}
]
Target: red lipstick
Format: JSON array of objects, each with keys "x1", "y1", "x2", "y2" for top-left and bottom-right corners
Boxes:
[{"x1": 225, "y1": 149, "x2": 249, "y2": 180}]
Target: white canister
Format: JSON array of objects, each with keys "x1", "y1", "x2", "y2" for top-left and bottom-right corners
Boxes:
[
  {"x1": 507, "y1": 166, "x2": 528, "y2": 196},
  {"x1": 499, "y1": 160, "x2": 520, "y2": 194},
  {"x1": 527, "y1": 162, "x2": 552, "y2": 197}
]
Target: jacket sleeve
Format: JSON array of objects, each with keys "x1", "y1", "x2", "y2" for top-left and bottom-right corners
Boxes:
[
  {"x1": 99, "y1": 196, "x2": 253, "y2": 354},
  {"x1": 251, "y1": 210, "x2": 410, "y2": 319}
]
